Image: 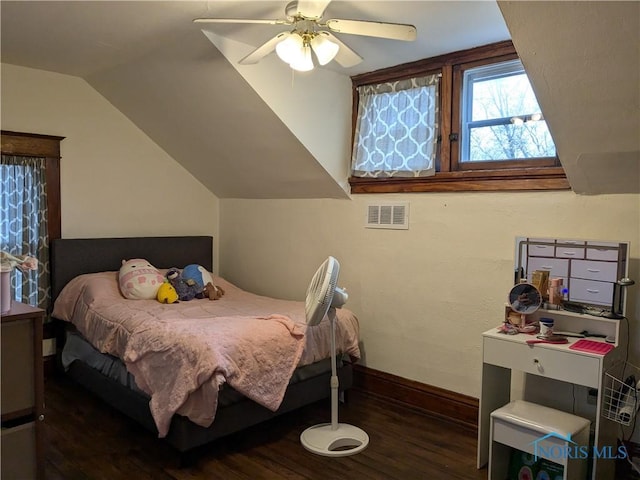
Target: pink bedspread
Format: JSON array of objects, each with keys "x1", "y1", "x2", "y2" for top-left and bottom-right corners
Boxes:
[{"x1": 52, "y1": 272, "x2": 360, "y2": 437}]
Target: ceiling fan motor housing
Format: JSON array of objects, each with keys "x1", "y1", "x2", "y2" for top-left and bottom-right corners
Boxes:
[{"x1": 286, "y1": 1, "x2": 321, "y2": 21}]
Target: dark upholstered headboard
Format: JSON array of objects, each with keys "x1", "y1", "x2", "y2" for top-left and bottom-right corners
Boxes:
[{"x1": 50, "y1": 236, "x2": 213, "y2": 302}]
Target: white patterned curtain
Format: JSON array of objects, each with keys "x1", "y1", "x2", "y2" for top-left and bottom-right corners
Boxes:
[
  {"x1": 351, "y1": 74, "x2": 440, "y2": 178},
  {"x1": 0, "y1": 155, "x2": 49, "y2": 309}
]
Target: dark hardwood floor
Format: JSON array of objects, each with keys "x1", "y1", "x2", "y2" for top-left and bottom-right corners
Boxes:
[{"x1": 44, "y1": 375, "x2": 487, "y2": 480}]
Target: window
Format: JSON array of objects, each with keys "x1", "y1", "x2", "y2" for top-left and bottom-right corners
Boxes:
[
  {"x1": 1, "y1": 156, "x2": 48, "y2": 307},
  {"x1": 1, "y1": 131, "x2": 62, "y2": 312},
  {"x1": 460, "y1": 59, "x2": 556, "y2": 165},
  {"x1": 349, "y1": 41, "x2": 568, "y2": 193},
  {"x1": 352, "y1": 74, "x2": 440, "y2": 178}
]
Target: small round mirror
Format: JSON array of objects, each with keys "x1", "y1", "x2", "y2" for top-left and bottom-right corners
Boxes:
[{"x1": 508, "y1": 283, "x2": 542, "y2": 315}]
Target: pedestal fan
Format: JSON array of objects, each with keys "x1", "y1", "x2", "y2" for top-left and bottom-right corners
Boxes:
[{"x1": 300, "y1": 256, "x2": 369, "y2": 456}]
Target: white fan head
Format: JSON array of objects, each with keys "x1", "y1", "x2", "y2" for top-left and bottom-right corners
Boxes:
[
  {"x1": 300, "y1": 255, "x2": 368, "y2": 458},
  {"x1": 305, "y1": 256, "x2": 348, "y2": 326}
]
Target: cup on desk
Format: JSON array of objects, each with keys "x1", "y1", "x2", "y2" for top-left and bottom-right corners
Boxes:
[{"x1": 539, "y1": 318, "x2": 554, "y2": 338}]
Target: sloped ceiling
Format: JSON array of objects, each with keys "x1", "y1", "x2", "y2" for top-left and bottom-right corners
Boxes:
[
  {"x1": 86, "y1": 28, "x2": 349, "y2": 199},
  {"x1": 0, "y1": 1, "x2": 510, "y2": 199},
  {"x1": 499, "y1": 1, "x2": 640, "y2": 194},
  {"x1": 1, "y1": 1, "x2": 637, "y2": 196}
]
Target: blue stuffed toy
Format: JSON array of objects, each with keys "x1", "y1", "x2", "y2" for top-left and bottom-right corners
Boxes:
[
  {"x1": 166, "y1": 267, "x2": 201, "y2": 301},
  {"x1": 182, "y1": 264, "x2": 214, "y2": 291}
]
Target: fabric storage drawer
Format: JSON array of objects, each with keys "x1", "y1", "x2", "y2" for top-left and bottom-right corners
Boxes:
[
  {"x1": 1, "y1": 422, "x2": 36, "y2": 479},
  {"x1": 569, "y1": 278, "x2": 614, "y2": 306},
  {"x1": 527, "y1": 257, "x2": 569, "y2": 279},
  {"x1": 571, "y1": 260, "x2": 618, "y2": 282},
  {"x1": 1, "y1": 319, "x2": 35, "y2": 414}
]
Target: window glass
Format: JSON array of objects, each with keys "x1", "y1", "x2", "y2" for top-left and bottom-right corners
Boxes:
[{"x1": 461, "y1": 59, "x2": 556, "y2": 162}]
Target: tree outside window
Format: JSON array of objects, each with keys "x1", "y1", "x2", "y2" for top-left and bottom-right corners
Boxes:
[{"x1": 461, "y1": 59, "x2": 556, "y2": 163}]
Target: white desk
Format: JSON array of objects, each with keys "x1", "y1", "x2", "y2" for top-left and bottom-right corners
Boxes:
[{"x1": 477, "y1": 310, "x2": 626, "y2": 480}]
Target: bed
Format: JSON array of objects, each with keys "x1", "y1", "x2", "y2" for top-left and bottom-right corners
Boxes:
[{"x1": 50, "y1": 236, "x2": 359, "y2": 454}]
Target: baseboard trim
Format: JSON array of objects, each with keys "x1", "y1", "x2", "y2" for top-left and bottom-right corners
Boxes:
[{"x1": 352, "y1": 364, "x2": 478, "y2": 431}]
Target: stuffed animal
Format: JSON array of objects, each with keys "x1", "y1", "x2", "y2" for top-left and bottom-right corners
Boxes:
[
  {"x1": 182, "y1": 264, "x2": 214, "y2": 290},
  {"x1": 119, "y1": 259, "x2": 164, "y2": 300},
  {"x1": 157, "y1": 281, "x2": 179, "y2": 304},
  {"x1": 203, "y1": 282, "x2": 225, "y2": 300},
  {"x1": 166, "y1": 267, "x2": 201, "y2": 301}
]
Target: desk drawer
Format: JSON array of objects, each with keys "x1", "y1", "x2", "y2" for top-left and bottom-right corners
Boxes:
[
  {"x1": 527, "y1": 239, "x2": 556, "y2": 257},
  {"x1": 555, "y1": 246, "x2": 585, "y2": 259},
  {"x1": 484, "y1": 337, "x2": 600, "y2": 388},
  {"x1": 586, "y1": 242, "x2": 619, "y2": 261},
  {"x1": 571, "y1": 260, "x2": 618, "y2": 282},
  {"x1": 1, "y1": 422, "x2": 36, "y2": 479},
  {"x1": 1, "y1": 319, "x2": 35, "y2": 414},
  {"x1": 527, "y1": 257, "x2": 569, "y2": 278},
  {"x1": 570, "y1": 278, "x2": 614, "y2": 306}
]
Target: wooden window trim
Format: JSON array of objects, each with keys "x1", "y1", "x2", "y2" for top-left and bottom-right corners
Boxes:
[
  {"x1": 350, "y1": 167, "x2": 568, "y2": 193},
  {"x1": 1, "y1": 130, "x2": 63, "y2": 240},
  {"x1": 349, "y1": 41, "x2": 569, "y2": 194}
]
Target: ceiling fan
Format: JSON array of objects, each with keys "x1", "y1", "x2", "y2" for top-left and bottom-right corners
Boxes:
[{"x1": 194, "y1": 0, "x2": 417, "y2": 71}]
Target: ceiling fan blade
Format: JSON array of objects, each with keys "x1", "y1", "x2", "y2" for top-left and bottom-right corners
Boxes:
[
  {"x1": 320, "y1": 31, "x2": 362, "y2": 68},
  {"x1": 239, "y1": 32, "x2": 291, "y2": 65},
  {"x1": 193, "y1": 18, "x2": 290, "y2": 26},
  {"x1": 324, "y1": 19, "x2": 417, "y2": 41},
  {"x1": 296, "y1": 0, "x2": 332, "y2": 19}
]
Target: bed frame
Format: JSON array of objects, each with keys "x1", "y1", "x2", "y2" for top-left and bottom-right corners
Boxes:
[{"x1": 50, "y1": 236, "x2": 352, "y2": 454}]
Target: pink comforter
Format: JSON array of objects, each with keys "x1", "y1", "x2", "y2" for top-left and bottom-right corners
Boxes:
[{"x1": 52, "y1": 272, "x2": 360, "y2": 437}]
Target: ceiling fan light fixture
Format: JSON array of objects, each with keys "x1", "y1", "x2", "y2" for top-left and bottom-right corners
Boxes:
[
  {"x1": 196, "y1": 0, "x2": 417, "y2": 71},
  {"x1": 275, "y1": 33, "x2": 304, "y2": 64},
  {"x1": 310, "y1": 34, "x2": 339, "y2": 65},
  {"x1": 289, "y1": 44, "x2": 314, "y2": 71}
]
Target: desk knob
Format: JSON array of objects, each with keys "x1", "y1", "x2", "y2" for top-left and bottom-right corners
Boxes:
[{"x1": 533, "y1": 358, "x2": 544, "y2": 373}]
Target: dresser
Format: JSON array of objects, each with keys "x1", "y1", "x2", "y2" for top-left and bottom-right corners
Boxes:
[{"x1": 1, "y1": 302, "x2": 45, "y2": 480}]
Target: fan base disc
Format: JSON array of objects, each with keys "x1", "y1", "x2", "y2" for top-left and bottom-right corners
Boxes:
[{"x1": 300, "y1": 423, "x2": 369, "y2": 457}]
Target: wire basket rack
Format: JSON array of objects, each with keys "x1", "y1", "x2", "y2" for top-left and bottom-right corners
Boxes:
[{"x1": 603, "y1": 362, "x2": 640, "y2": 426}]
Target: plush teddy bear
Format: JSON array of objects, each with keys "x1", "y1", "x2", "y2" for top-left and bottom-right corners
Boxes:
[
  {"x1": 166, "y1": 267, "x2": 202, "y2": 301},
  {"x1": 203, "y1": 282, "x2": 225, "y2": 301}
]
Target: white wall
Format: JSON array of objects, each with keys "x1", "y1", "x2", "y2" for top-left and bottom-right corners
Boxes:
[
  {"x1": 219, "y1": 192, "x2": 640, "y2": 399},
  {"x1": 1, "y1": 64, "x2": 220, "y2": 269}
]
